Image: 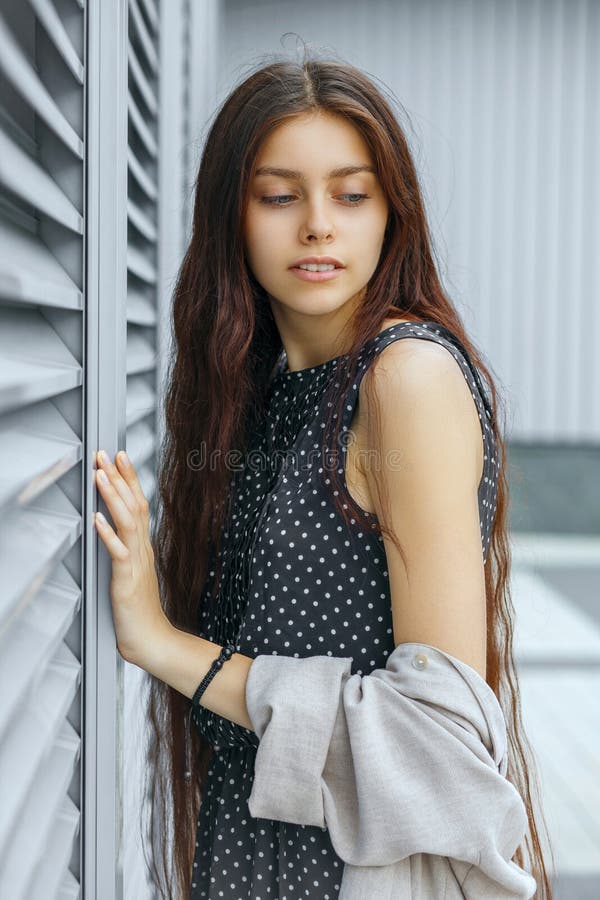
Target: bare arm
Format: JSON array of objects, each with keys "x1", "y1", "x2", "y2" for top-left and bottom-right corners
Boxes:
[
  {"x1": 92, "y1": 447, "x2": 255, "y2": 732},
  {"x1": 130, "y1": 628, "x2": 256, "y2": 733},
  {"x1": 361, "y1": 336, "x2": 488, "y2": 678}
]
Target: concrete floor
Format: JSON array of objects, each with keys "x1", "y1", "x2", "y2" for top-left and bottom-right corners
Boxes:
[{"x1": 510, "y1": 532, "x2": 600, "y2": 898}]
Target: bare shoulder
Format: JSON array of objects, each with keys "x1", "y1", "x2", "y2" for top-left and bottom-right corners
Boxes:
[
  {"x1": 361, "y1": 332, "x2": 484, "y2": 485},
  {"x1": 363, "y1": 332, "x2": 474, "y2": 405}
]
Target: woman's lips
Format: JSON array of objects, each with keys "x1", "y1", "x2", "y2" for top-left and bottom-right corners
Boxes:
[{"x1": 290, "y1": 267, "x2": 344, "y2": 282}]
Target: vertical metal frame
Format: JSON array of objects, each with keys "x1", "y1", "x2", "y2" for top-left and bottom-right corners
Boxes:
[{"x1": 84, "y1": 1, "x2": 129, "y2": 898}]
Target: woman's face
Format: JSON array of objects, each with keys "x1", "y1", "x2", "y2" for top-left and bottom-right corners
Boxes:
[{"x1": 243, "y1": 111, "x2": 390, "y2": 331}]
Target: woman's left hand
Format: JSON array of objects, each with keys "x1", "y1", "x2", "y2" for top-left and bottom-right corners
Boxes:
[{"x1": 93, "y1": 449, "x2": 172, "y2": 665}]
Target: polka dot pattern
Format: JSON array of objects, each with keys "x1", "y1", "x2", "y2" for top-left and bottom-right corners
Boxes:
[{"x1": 189, "y1": 320, "x2": 499, "y2": 898}]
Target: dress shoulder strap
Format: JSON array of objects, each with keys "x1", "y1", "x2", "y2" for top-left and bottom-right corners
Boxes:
[{"x1": 339, "y1": 320, "x2": 495, "y2": 435}]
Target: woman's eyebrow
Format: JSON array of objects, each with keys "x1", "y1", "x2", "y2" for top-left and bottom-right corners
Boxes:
[{"x1": 254, "y1": 164, "x2": 376, "y2": 180}]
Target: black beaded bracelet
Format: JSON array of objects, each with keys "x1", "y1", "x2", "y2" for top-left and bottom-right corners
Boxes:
[
  {"x1": 184, "y1": 643, "x2": 236, "y2": 783},
  {"x1": 192, "y1": 643, "x2": 235, "y2": 705}
]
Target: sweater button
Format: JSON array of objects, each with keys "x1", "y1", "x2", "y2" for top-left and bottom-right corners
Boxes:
[{"x1": 412, "y1": 652, "x2": 429, "y2": 670}]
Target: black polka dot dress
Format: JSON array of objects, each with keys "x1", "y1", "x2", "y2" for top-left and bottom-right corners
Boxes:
[{"x1": 189, "y1": 320, "x2": 499, "y2": 899}]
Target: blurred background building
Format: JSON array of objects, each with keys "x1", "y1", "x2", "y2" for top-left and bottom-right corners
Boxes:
[{"x1": 0, "y1": 0, "x2": 598, "y2": 897}]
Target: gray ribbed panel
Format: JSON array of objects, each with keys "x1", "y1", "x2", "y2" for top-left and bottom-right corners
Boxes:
[
  {"x1": 219, "y1": 0, "x2": 600, "y2": 442},
  {"x1": 126, "y1": 0, "x2": 159, "y2": 506},
  {"x1": 0, "y1": 1, "x2": 84, "y2": 897}
]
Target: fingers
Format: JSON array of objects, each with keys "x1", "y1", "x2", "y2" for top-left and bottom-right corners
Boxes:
[
  {"x1": 97, "y1": 450, "x2": 150, "y2": 520},
  {"x1": 93, "y1": 509, "x2": 130, "y2": 562},
  {"x1": 95, "y1": 465, "x2": 137, "y2": 535},
  {"x1": 95, "y1": 450, "x2": 144, "y2": 541},
  {"x1": 95, "y1": 449, "x2": 153, "y2": 549},
  {"x1": 96, "y1": 450, "x2": 138, "y2": 515},
  {"x1": 114, "y1": 451, "x2": 150, "y2": 516}
]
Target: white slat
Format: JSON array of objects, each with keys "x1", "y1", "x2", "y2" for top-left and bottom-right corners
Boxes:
[
  {"x1": 126, "y1": 287, "x2": 157, "y2": 326},
  {"x1": 127, "y1": 146, "x2": 158, "y2": 199},
  {"x1": 128, "y1": 42, "x2": 158, "y2": 116},
  {"x1": 56, "y1": 869, "x2": 80, "y2": 900},
  {"x1": 127, "y1": 243, "x2": 157, "y2": 283},
  {"x1": 0, "y1": 307, "x2": 82, "y2": 415},
  {"x1": 0, "y1": 485, "x2": 81, "y2": 636},
  {"x1": 139, "y1": 0, "x2": 159, "y2": 34},
  {"x1": 0, "y1": 642, "x2": 80, "y2": 853},
  {"x1": 2, "y1": 720, "x2": 80, "y2": 900},
  {"x1": 27, "y1": 0, "x2": 84, "y2": 82},
  {"x1": 0, "y1": 401, "x2": 81, "y2": 508},
  {"x1": 0, "y1": 14, "x2": 83, "y2": 157},
  {"x1": 27, "y1": 794, "x2": 81, "y2": 900},
  {"x1": 0, "y1": 130, "x2": 83, "y2": 232},
  {"x1": 127, "y1": 92, "x2": 158, "y2": 157},
  {"x1": 127, "y1": 198, "x2": 157, "y2": 241},
  {"x1": 129, "y1": 0, "x2": 159, "y2": 73},
  {"x1": 126, "y1": 416, "x2": 155, "y2": 471},
  {"x1": 0, "y1": 217, "x2": 82, "y2": 309},
  {"x1": 0, "y1": 565, "x2": 81, "y2": 735},
  {"x1": 126, "y1": 375, "x2": 155, "y2": 427},
  {"x1": 126, "y1": 331, "x2": 156, "y2": 374}
]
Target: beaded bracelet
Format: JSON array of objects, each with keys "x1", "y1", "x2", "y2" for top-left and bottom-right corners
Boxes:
[{"x1": 184, "y1": 643, "x2": 236, "y2": 783}]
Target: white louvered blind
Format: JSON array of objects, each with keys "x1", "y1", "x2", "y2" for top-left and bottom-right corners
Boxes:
[
  {"x1": 126, "y1": 0, "x2": 159, "y2": 507},
  {"x1": 0, "y1": 2, "x2": 84, "y2": 898}
]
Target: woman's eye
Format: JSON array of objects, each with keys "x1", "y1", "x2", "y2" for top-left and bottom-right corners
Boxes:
[
  {"x1": 340, "y1": 193, "x2": 368, "y2": 205},
  {"x1": 260, "y1": 195, "x2": 296, "y2": 205},
  {"x1": 260, "y1": 193, "x2": 368, "y2": 206}
]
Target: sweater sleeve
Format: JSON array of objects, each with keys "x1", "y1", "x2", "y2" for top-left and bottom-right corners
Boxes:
[{"x1": 245, "y1": 641, "x2": 537, "y2": 899}]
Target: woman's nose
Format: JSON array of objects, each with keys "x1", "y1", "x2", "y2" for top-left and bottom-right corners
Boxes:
[{"x1": 300, "y1": 202, "x2": 334, "y2": 241}]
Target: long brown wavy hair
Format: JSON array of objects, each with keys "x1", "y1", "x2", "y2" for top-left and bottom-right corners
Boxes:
[{"x1": 141, "y1": 48, "x2": 555, "y2": 899}]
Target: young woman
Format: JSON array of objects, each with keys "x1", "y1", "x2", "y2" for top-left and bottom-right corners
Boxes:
[{"x1": 93, "y1": 54, "x2": 554, "y2": 899}]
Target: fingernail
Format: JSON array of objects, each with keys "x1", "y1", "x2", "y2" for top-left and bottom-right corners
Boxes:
[
  {"x1": 119, "y1": 451, "x2": 130, "y2": 466},
  {"x1": 98, "y1": 469, "x2": 109, "y2": 484},
  {"x1": 96, "y1": 511, "x2": 106, "y2": 525},
  {"x1": 99, "y1": 450, "x2": 109, "y2": 464}
]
